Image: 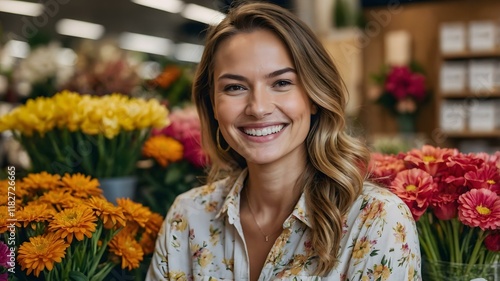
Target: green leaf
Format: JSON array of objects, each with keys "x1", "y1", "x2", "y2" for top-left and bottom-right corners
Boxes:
[{"x1": 69, "y1": 271, "x2": 89, "y2": 281}]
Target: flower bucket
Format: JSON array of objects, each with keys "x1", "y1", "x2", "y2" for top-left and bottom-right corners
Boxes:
[
  {"x1": 99, "y1": 176, "x2": 138, "y2": 204},
  {"x1": 423, "y1": 259, "x2": 500, "y2": 281}
]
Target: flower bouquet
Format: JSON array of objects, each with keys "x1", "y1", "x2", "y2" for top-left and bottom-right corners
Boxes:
[
  {"x1": 369, "y1": 145, "x2": 500, "y2": 280},
  {"x1": 371, "y1": 64, "x2": 428, "y2": 133},
  {"x1": 0, "y1": 90, "x2": 169, "y2": 178},
  {"x1": 137, "y1": 104, "x2": 208, "y2": 215},
  {"x1": 0, "y1": 172, "x2": 163, "y2": 280}
]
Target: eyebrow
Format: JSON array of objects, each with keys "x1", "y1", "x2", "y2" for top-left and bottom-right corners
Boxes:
[{"x1": 217, "y1": 67, "x2": 296, "y2": 82}]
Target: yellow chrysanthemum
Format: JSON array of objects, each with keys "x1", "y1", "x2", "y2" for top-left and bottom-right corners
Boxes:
[
  {"x1": 108, "y1": 231, "x2": 144, "y2": 270},
  {"x1": 61, "y1": 173, "x2": 102, "y2": 198},
  {"x1": 16, "y1": 204, "x2": 55, "y2": 229},
  {"x1": 142, "y1": 135, "x2": 183, "y2": 167},
  {"x1": 116, "y1": 198, "x2": 152, "y2": 229},
  {"x1": 49, "y1": 206, "x2": 97, "y2": 243},
  {"x1": 37, "y1": 190, "x2": 82, "y2": 211},
  {"x1": 21, "y1": 172, "x2": 62, "y2": 195},
  {"x1": 18, "y1": 233, "x2": 69, "y2": 277},
  {"x1": 85, "y1": 197, "x2": 126, "y2": 229}
]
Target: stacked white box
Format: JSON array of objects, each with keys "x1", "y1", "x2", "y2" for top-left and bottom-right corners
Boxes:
[
  {"x1": 468, "y1": 100, "x2": 498, "y2": 131},
  {"x1": 469, "y1": 60, "x2": 496, "y2": 92},
  {"x1": 440, "y1": 100, "x2": 467, "y2": 132},
  {"x1": 468, "y1": 21, "x2": 497, "y2": 52},
  {"x1": 440, "y1": 61, "x2": 467, "y2": 93},
  {"x1": 440, "y1": 22, "x2": 466, "y2": 54}
]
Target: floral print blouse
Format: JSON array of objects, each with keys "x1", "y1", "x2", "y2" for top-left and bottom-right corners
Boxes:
[{"x1": 146, "y1": 169, "x2": 421, "y2": 280}]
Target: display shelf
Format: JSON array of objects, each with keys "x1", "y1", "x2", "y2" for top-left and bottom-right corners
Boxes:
[
  {"x1": 442, "y1": 130, "x2": 500, "y2": 138},
  {"x1": 439, "y1": 90, "x2": 500, "y2": 99},
  {"x1": 441, "y1": 49, "x2": 500, "y2": 60}
]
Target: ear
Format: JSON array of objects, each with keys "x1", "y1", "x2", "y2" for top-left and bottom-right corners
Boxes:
[{"x1": 311, "y1": 103, "x2": 318, "y2": 115}]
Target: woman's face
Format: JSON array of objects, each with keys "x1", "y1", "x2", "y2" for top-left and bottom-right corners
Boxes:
[{"x1": 213, "y1": 29, "x2": 316, "y2": 167}]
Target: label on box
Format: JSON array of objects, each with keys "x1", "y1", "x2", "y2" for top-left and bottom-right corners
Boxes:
[
  {"x1": 469, "y1": 60, "x2": 496, "y2": 92},
  {"x1": 440, "y1": 61, "x2": 467, "y2": 93},
  {"x1": 440, "y1": 100, "x2": 466, "y2": 132},
  {"x1": 440, "y1": 22, "x2": 466, "y2": 54},
  {"x1": 468, "y1": 101, "x2": 496, "y2": 131},
  {"x1": 469, "y1": 21, "x2": 497, "y2": 51}
]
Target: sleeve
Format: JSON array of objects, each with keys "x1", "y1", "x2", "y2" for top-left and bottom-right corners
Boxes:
[
  {"x1": 146, "y1": 197, "x2": 192, "y2": 281},
  {"x1": 347, "y1": 197, "x2": 422, "y2": 281}
]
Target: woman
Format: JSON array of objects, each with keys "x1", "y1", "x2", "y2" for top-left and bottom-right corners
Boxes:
[{"x1": 147, "y1": 2, "x2": 421, "y2": 280}]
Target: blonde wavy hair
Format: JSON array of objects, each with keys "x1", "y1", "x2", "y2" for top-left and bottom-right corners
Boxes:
[{"x1": 192, "y1": 1, "x2": 371, "y2": 275}]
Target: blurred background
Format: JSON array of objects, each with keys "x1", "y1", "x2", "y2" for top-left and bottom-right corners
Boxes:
[{"x1": 0, "y1": 0, "x2": 499, "y2": 164}]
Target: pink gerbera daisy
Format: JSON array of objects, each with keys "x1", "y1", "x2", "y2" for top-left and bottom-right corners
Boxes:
[
  {"x1": 464, "y1": 164, "x2": 500, "y2": 194},
  {"x1": 389, "y1": 168, "x2": 436, "y2": 220},
  {"x1": 458, "y1": 188, "x2": 500, "y2": 231},
  {"x1": 404, "y1": 145, "x2": 457, "y2": 176},
  {"x1": 369, "y1": 153, "x2": 405, "y2": 187}
]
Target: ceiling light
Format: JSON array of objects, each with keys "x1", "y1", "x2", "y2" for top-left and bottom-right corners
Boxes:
[
  {"x1": 181, "y1": 3, "x2": 225, "y2": 25},
  {"x1": 55, "y1": 19, "x2": 105, "y2": 40},
  {"x1": 119, "y1": 32, "x2": 173, "y2": 56},
  {"x1": 131, "y1": 0, "x2": 184, "y2": 14},
  {"x1": 0, "y1": 0, "x2": 43, "y2": 16},
  {"x1": 175, "y1": 43, "x2": 204, "y2": 63},
  {"x1": 4, "y1": 40, "x2": 30, "y2": 58}
]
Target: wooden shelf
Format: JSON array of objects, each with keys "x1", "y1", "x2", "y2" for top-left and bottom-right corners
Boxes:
[
  {"x1": 441, "y1": 49, "x2": 500, "y2": 60},
  {"x1": 442, "y1": 130, "x2": 500, "y2": 138},
  {"x1": 440, "y1": 90, "x2": 500, "y2": 99}
]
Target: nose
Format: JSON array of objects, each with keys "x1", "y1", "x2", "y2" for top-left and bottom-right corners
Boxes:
[{"x1": 245, "y1": 85, "x2": 274, "y2": 119}]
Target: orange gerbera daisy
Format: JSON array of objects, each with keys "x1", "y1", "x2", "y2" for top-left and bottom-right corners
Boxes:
[
  {"x1": 142, "y1": 135, "x2": 183, "y2": 167},
  {"x1": 61, "y1": 173, "x2": 102, "y2": 198},
  {"x1": 116, "y1": 198, "x2": 152, "y2": 228},
  {"x1": 37, "y1": 190, "x2": 82, "y2": 211},
  {"x1": 18, "y1": 233, "x2": 69, "y2": 277},
  {"x1": 49, "y1": 206, "x2": 97, "y2": 243},
  {"x1": 145, "y1": 212, "x2": 164, "y2": 235},
  {"x1": 139, "y1": 233, "x2": 156, "y2": 255},
  {"x1": 108, "y1": 231, "x2": 144, "y2": 270},
  {"x1": 16, "y1": 204, "x2": 55, "y2": 229},
  {"x1": 21, "y1": 172, "x2": 62, "y2": 194},
  {"x1": 0, "y1": 206, "x2": 10, "y2": 233},
  {"x1": 85, "y1": 197, "x2": 126, "y2": 229}
]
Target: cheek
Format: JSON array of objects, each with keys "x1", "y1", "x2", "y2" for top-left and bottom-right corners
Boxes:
[{"x1": 214, "y1": 98, "x2": 241, "y2": 124}]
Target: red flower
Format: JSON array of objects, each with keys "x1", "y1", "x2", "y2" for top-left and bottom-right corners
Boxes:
[
  {"x1": 389, "y1": 168, "x2": 436, "y2": 221},
  {"x1": 458, "y1": 188, "x2": 500, "y2": 231},
  {"x1": 464, "y1": 164, "x2": 500, "y2": 194},
  {"x1": 369, "y1": 153, "x2": 405, "y2": 187},
  {"x1": 384, "y1": 66, "x2": 426, "y2": 101},
  {"x1": 404, "y1": 145, "x2": 457, "y2": 176},
  {"x1": 484, "y1": 231, "x2": 500, "y2": 252},
  {"x1": 432, "y1": 201, "x2": 458, "y2": 220}
]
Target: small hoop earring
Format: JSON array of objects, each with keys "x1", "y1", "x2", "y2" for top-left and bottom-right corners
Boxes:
[{"x1": 216, "y1": 127, "x2": 230, "y2": 152}]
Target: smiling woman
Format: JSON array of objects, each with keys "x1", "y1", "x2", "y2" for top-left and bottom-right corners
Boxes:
[{"x1": 147, "y1": 2, "x2": 421, "y2": 280}]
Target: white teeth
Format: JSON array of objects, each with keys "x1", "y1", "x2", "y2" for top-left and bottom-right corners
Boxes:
[{"x1": 244, "y1": 125, "x2": 284, "y2": 136}]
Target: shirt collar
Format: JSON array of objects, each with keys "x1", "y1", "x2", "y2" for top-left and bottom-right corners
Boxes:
[{"x1": 215, "y1": 168, "x2": 312, "y2": 228}]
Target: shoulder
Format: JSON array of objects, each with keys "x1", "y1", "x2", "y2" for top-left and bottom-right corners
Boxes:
[
  {"x1": 169, "y1": 177, "x2": 232, "y2": 216},
  {"x1": 348, "y1": 182, "x2": 415, "y2": 226}
]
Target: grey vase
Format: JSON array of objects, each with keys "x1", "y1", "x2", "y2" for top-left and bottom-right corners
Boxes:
[{"x1": 99, "y1": 176, "x2": 138, "y2": 204}]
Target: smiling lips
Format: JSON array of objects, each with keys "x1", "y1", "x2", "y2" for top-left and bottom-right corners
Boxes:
[{"x1": 243, "y1": 124, "x2": 285, "y2": 137}]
